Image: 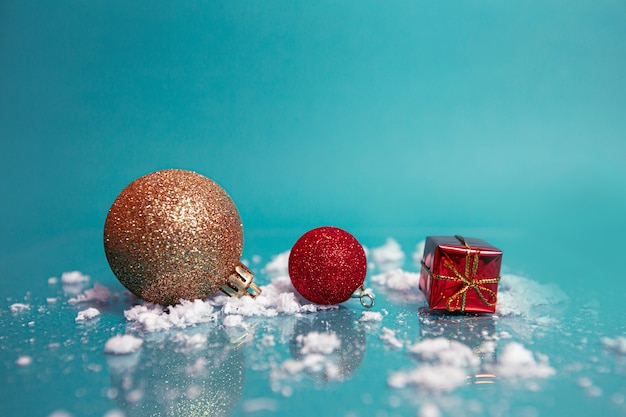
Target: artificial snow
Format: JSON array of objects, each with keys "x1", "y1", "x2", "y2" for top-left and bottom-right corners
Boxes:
[
  {"x1": 600, "y1": 336, "x2": 626, "y2": 355},
  {"x1": 380, "y1": 327, "x2": 404, "y2": 349},
  {"x1": 242, "y1": 398, "x2": 278, "y2": 413},
  {"x1": 69, "y1": 283, "x2": 112, "y2": 304},
  {"x1": 102, "y1": 410, "x2": 125, "y2": 417},
  {"x1": 223, "y1": 314, "x2": 245, "y2": 328},
  {"x1": 104, "y1": 334, "x2": 143, "y2": 355},
  {"x1": 47, "y1": 410, "x2": 72, "y2": 417},
  {"x1": 16, "y1": 356, "x2": 33, "y2": 366},
  {"x1": 123, "y1": 274, "x2": 336, "y2": 333},
  {"x1": 388, "y1": 364, "x2": 468, "y2": 392},
  {"x1": 185, "y1": 358, "x2": 209, "y2": 376},
  {"x1": 412, "y1": 240, "x2": 426, "y2": 267},
  {"x1": 9, "y1": 303, "x2": 30, "y2": 313},
  {"x1": 280, "y1": 353, "x2": 336, "y2": 377},
  {"x1": 261, "y1": 334, "x2": 275, "y2": 346},
  {"x1": 370, "y1": 238, "x2": 405, "y2": 271},
  {"x1": 210, "y1": 275, "x2": 337, "y2": 317},
  {"x1": 494, "y1": 342, "x2": 555, "y2": 379},
  {"x1": 370, "y1": 268, "x2": 425, "y2": 303},
  {"x1": 75, "y1": 307, "x2": 101, "y2": 322},
  {"x1": 297, "y1": 331, "x2": 340, "y2": 355},
  {"x1": 388, "y1": 337, "x2": 480, "y2": 392},
  {"x1": 262, "y1": 250, "x2": 290, "y2": 277},
  {"x1": 496, "y1": 274, "x2": 568, "y2": 317},
  {"x1": 419, "y1": 402, "x2": 441, "y2": 417},
  {"x1": 371, "y1": 269, "x2": 421, "y2": 292},
  {"x1": 124, "y1": 299, "x2": 217, "y2": 332},
  {"x1": 61, "y1": 271, "x2": 90, "y2": 284},
  {"x1": 172, "y1": 332, "x2": 207, "y2": 349},
  {"x1": 270, "y1": 330, "x2": 344, "y2": 388},
  {"x1": 360, "y1": 311, "x2": 383, "y2": 322},
  {"x1": 408, "y1": 338, "x2": 481, "y2": 368}
]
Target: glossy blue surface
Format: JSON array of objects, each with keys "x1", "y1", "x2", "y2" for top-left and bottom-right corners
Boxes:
[{"x1": 1, "y1": 1, "x2": 626, "y2": 416}]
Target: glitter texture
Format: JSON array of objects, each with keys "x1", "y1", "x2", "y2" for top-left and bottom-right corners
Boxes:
[
  {"x1": 103, "y1": 169, "x2": 244, "y2": 305},
  {"x1": 288, "y1": 227, "x2": 367, "y2": 305}
]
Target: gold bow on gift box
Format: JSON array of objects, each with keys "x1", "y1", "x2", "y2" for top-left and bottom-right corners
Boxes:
[{"x1": 430, "y1": 235, "x2": 500, "y2": 313}]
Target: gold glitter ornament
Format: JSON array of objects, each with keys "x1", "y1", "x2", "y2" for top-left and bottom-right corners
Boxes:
[{"x1": 103, "y1": 169, "x2": 260, "y2": 305}]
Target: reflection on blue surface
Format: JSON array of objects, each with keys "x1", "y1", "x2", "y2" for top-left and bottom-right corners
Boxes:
[
  {"x1": 1, "y1": 232, "x2": 626, "y2": 416},
  {"x1": 108, "y1": 325, "x2": 244, "y2": 417},
  {"x1": 1, "y1": 1, "x2": 626, "y2": 416}
]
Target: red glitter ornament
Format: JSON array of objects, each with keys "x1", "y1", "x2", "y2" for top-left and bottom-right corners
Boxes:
[{"x1": 288, "y1": 227, "x2": 372, "y2": 306}]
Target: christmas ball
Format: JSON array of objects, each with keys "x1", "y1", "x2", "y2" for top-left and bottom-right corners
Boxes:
[
  {"x1": 288, "y1": 226, "x2": 368, "y2": 305},
  {"x1": 104, "y1": 169, "x2": 259, "y2": 305}
]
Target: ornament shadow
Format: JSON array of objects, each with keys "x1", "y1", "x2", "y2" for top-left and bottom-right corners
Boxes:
[
  {"x1": 106, "y1": 325, "x2": 244, "y2": 417},
  {"x1": 288, "y1": 308, "x2": 367, "y2": 383}
]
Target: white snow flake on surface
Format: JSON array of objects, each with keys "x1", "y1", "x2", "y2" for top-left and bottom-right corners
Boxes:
[
  {"x1": 388, "y1": 337, "x2": 480, "y2": 392},
  {"x1": 69, "y1": 283, "x2": 112, "y2": 304},
  {"x1": 124, "y1": 299, "x2": 217, "y2": 332},
  {"x1": 360, "y1": 311, "x2": 383, "y2": 322},
  {"x1": 270, "y1": 330, "x2": 344, "y2": 390},
  {"x1": 16, "y1": 356, "x2": 33, "y2": 366},
  {"x1": 262, "y1": 250, "x2": 290, "y2": 277},
  {"x1": 9, "y1": 303, "x2": 30, "y2": 313},
  {"x1": 104, "y1": 335, "x2": 143, "y2": 355},
  {"x1": 370, "y1": 238, "x2": 405, "y2": 271},
  {"x1": 371, "y1": 269, "x2": 421, "y2": 292},
  {"x1": 123, "y1": 275, "x2": 337, "y2": 333},
  {"x1": 600, "y1": 336, "x2": 626, "y2": 355},
  {"x1": 494, "y1": 342, "x2": 555, "y2": 379},
  {"x1": 102, "y1": 410, "x2": 125, "y2": 417},
  {"x1": 242, "y1": 398, "x2": 278, "y2": 413},
  {"x1": 61, "y1": 271, "x2": 90, "y2": 284},
  {"x1": 380, "y1": 327, "x2": 404, "y2": 349},
  {"x1": 211, "y1": 275, "x2": 337, "y2": 318},
  {"x1": 388, "y1": 364, "x2": 468, "y2": 392},
  {"x1": 419, "y1": 402, "x2": 441, "y2": 417},
  {"x1": 408, "y1": 338, "x2": 481, "y2": 368},
  {"x1": 47, "y1": 410, "x2": 73, "y2": 417},
  {"x1": 75, "y1": 307, "x2": 101, "y2": 322},
  {"x1": 496, "y1": 274, "x2": 568, "y2": 316},
  {"x1": 370, "y1": 268, "x2": 424, "y2": 303},
  {"x1": 297, "y1": 331, "x2": 340, "y2": 355},
  {"x1": 223, "y1": 314, "x2": 245, "y2": 328},
  {"x1": 412, "y1": 240, "x2": 426, "y2": 267},
  {"x1": 172, "y1": 332, "x2": 207, "y2": 349}
]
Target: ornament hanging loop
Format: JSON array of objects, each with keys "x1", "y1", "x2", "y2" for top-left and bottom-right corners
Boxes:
[
  {"x1": 351, "y1": 285, "x2": 375, "y2": 308},
  {"x1": 221, "y1": 262, "x2": 262, "y2": 298}
]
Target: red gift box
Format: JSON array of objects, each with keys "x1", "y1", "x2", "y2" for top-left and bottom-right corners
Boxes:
[{"x1": 419, "y1": 235, "x2": 502, "y2": 313}]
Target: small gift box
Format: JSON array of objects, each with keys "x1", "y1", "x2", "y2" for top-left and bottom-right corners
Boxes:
[{"x1": 419, "y1": 235, "x2": 502, "y2": 313}]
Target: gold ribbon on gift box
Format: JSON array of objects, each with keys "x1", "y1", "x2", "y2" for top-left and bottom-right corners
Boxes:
[{"x1": 431, "y1": 235, "x2": 500, "y2": 313}]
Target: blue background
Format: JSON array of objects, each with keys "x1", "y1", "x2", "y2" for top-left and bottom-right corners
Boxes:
[
  {"x1": 2, "y1": 1, "x2": 625, "y2": 253},
  {"x1": 2, "y1": 0, "x2": 626, "y2": 300},
  {"x1": 1, "y1": 1, "x2": 626, "y2": 416}
]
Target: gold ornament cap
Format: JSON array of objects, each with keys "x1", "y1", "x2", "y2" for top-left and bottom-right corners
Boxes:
[{"x1": 103, "y1": 169, "x2": 260, "y2": 305}]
